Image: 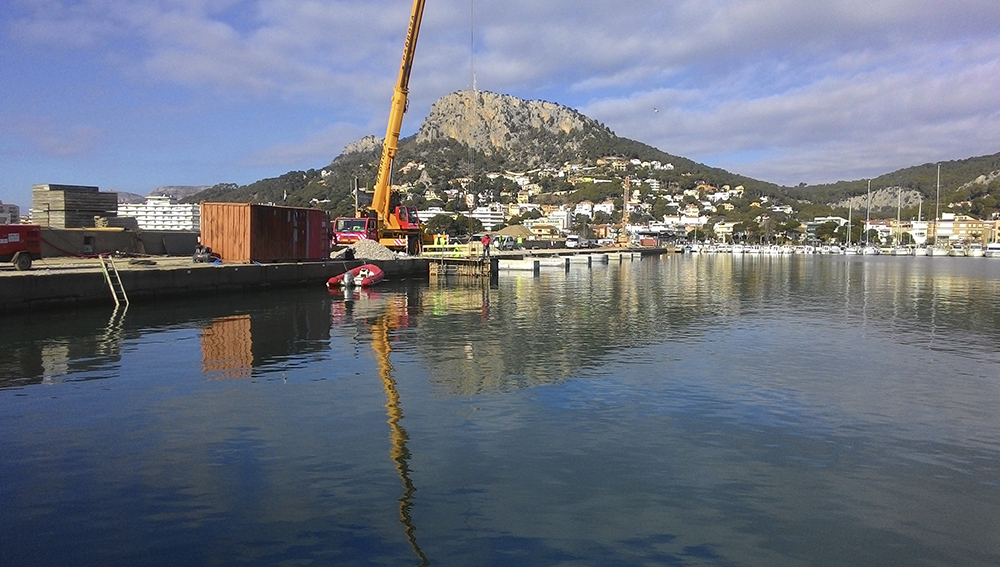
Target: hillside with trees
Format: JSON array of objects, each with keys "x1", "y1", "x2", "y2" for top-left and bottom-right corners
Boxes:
[{"x1": 185, "y1": 91, "x2": 1000, "y2": 229}]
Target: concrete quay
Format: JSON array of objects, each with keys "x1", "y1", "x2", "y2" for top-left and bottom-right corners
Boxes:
[
  {"x1": 0, "y1": 256, "x2": 429, "y2": 314},
  {"x1": 0, "y1": 247, "x2": 669, "y2": 314},
  {"x1": 497, "y1": 249, "x2": 652, "y2": 273}
]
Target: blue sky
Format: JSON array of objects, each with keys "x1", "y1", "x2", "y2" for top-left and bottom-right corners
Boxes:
[{"x1": 3, "y1": 0, "x2": 999, "y2": 209}]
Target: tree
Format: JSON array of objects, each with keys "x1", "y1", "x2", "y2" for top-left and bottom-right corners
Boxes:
[
  {"x1": 814, "y1": 220, "x2": 840, "y2": 243},
  {"x1": 834, "y1": 223, "x2": 863, "y2": 244},
  {"x1": 732, "y1": 221, "x2": 762, "y2": 243},
  {"x1": 592, "y1": 211, "x2": 614, "y2": 225},
  {"x1": 423, "y1": 214, "x2": 455, "y2": 235},
  {"x1": 571, "y1": 214, "x2": 592, "y2": 238},
  {"x1": 777, "y1": 219, "x2": 803, "y2": 243},
  {"x1": 423, "y1": 214, "x2": 484, "y2": 237},
  {"x1": 863, "y1": 229, "x2": 882, "y2": 245}
]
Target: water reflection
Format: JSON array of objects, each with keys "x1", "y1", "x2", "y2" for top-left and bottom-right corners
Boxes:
[
  {"x1": 2, "y1": 256, "x2": 1000, "y2": 565},
  {"x1": 4, "y1": 256, "x2": 1000, "y2": 391},
  {"x1": 371, "y1": 302, "x2": 428, "y2": 566},
  {"x1": 201, "y1": 315, "x2": 253, "y2": 379}
]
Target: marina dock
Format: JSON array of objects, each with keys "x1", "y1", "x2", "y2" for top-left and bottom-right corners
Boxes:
[{"x1": 0, "y1": 248, "x2": 672, "y2": 314}]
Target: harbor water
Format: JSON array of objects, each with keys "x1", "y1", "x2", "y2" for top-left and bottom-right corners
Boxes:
[{"x1": 2, "y1": 254, "x2": 999, "y2": 566}]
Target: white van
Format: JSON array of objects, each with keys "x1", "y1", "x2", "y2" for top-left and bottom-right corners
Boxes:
[{"x1": 565, "y1": 235, "x2": 581, "y2": 248}]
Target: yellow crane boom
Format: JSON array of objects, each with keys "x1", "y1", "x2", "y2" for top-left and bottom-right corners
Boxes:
[
  {"x1": 335, "y1": 0, "x2": 426, "y2": 254},
  {"x1": 369, "y1": 0, "x2": 426, "y2": 230}
]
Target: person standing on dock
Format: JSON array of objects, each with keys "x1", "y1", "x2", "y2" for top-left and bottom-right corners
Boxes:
[{"x1": 481, "y1": 234, "x2": 492, "y2": 259}]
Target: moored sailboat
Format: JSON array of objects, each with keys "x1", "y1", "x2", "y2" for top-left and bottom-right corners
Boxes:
[{"x1": 927, "y1": 164, "x2": 950, "y2": 257}]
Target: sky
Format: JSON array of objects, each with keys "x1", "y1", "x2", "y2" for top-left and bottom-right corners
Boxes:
[{"x1": 2, "y1": 0, "x2": 1000, "y2": 209}]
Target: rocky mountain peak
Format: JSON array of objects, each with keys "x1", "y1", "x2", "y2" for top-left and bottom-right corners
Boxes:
[
  {"x1": 416, "y1": 90, "x2": 606, "y2": 156},
  {"x1": 341, "y1": 134, "x2": 383, "y2": 156}
]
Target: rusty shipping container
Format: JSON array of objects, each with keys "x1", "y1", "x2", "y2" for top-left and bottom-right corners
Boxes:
[{"x1": 200, "y1": 203, "x2": 330, "y2": 263}]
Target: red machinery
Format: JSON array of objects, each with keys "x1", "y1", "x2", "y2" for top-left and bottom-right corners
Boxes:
[{"x1": 0, "y1": 225, "x2": 42, "y2": 270}]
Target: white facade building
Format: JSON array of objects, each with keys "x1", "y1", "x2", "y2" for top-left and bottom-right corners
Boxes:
[
  {"x1": 117, "y1": 196, "x2": 200, "y2": 231},
  {"x1": 546, "y1": 208, "x2": 573, "y2": 232},
  {"x1": 0, "y1": 201, "x2": 20, "y2": 224},
  {"x1": 467, "y1": 205, "x2": 507, "y2": 231},
  {"x1": 593, "y1": 201, "x2": 615, "y2": 216}
]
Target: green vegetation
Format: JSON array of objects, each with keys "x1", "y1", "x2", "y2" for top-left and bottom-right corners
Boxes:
[
  {"x1": 183, "y1": 94, "x2": 1000, "y2": 239},
  {"x1": 423, "y1": 213, "x2": 483, "y2": 237}
]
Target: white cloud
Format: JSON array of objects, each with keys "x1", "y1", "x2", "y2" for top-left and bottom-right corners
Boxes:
[
  {"x1": 244, "y1": 122, "x2": 374, "y2": 168},
  {"x1": 2, "y1": 0, "x2": 1000, "y2": 198},
  {"x1": 2, "y1": 116, "x2": 103, "y2": 158}
]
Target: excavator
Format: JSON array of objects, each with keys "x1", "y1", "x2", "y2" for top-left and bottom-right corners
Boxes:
[{"x1": 332, "y1": 0, "x2": 426, "y2": 255}]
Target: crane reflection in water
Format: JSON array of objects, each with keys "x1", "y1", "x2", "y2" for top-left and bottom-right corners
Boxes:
[{"x1": 340, "y1": 288, "x2": 429, "y2": 566}]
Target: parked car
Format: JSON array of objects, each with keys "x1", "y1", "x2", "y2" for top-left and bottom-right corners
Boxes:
[{"x1": 494, "y1": 235, "x2": 518, "y2": 250}]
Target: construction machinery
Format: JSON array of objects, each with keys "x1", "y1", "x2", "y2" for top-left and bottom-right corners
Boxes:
[
  {"x1": 332, "y1": 0, "x2": 426, "y2": 255},
  {"x1": 0, "y1": 224, "x2": 42, "y2": 270}
]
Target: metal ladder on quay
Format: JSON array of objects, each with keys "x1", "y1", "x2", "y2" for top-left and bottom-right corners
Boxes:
[{"x1": 99, "y1": 254, "x2": 129, "y2": 307}]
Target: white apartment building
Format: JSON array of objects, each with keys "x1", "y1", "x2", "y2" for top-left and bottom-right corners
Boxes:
[
  {"x1": 547, "y1": 208, "x2": 573, "y2": 231},
  {"x1": 0, "y1": 201, "x2": 20, "y2": 224},
  {"x1": 117, "y1": 196, "x2": 200, "y2": 231},
  {"x1": 593, "y1": 201, "x2": 615, "y2": 216},
  {"x1": 467, "y1": 204, "x2": 506, "y2": 231}
]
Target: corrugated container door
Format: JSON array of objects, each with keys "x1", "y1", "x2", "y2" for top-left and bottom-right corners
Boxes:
[
  {"x1": 201, "y1": 203, "x2": 251, "y2": 263},
  {"x1": 306, "y1": 209, "x2": 330, "y2": 260}
]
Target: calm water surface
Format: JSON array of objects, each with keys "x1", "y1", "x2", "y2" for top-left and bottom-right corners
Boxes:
[{"x1": 2, "y1": 254, "x2": 999, "y2": 566}]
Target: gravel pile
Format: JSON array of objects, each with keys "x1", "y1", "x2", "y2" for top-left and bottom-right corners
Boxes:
[{"x1": 331, "y1": 239, "x2": 399, "y2": 261}]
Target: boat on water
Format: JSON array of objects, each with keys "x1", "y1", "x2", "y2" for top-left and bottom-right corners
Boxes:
[
  {"x1": 985, "y1": 243, "x2": 1000, "y2": 258},
  {"x1": 967, "y1": 243, "x2": 985, "y2": 258},
  {"x1": 927, "y1": 246, "x2": 951, "y2": 256},
  {"x1": 326, "y1": 264, "x2": 385, "y2": 289},
  {"x1": 948, "y1": 246, "x2": 967, "y2": 257}
]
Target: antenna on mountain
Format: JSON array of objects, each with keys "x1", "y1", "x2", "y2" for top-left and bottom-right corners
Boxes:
[{"x1": 470, "y1": 0, "x2": 476, "y2": 93}]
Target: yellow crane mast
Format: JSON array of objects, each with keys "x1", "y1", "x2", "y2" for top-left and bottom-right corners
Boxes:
[{"x1": 332, "y1": 0, "x2": 426, "y2": 255}]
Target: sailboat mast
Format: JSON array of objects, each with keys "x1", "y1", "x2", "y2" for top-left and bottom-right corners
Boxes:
[
  {"x1": 847, "y1": 203, "x2": 852, "y2": 245},
  {"x1": 935, "y1": 163, "x2": 941, "y2": 245},
  {"x1": 865, "y1": 179, "x2": 871, "y2": 246},
  {"x1": 893, "y1": 187, "x2": 903, "y2": 246}
]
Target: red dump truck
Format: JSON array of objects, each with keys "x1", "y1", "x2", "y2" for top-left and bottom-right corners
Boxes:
[{"x1": 0, "y1": 224, "x2": 42, "y2": 270}]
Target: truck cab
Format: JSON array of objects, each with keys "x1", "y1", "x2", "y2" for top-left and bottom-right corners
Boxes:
[
  {"x1": 0, "y1": 224, "x2": 42, "y2": 270},
  {"x1": 333, "y1": 217, "x2": 378, "y2": 245},
  {"x1": 394, "y1": 206, "x2": 421, "y2": 230}
]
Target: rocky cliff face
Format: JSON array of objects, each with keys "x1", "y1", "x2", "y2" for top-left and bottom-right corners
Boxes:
[
  {"x1": 341, "y1": 135, "x2": 383, "y2": 156},
  {"x1": 414, "y1": 90, "x2": 611, "y2": 167},
  {"x1": 834, "y1": 188, "x2": 926, "y2": 212}
]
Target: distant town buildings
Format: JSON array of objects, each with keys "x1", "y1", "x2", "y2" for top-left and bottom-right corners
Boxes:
[{"x1": 930, "y1": 213, "x2": 993, "y2": 244}]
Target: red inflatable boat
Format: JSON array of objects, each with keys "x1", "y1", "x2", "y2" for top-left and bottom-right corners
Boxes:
[{"x1": 327, "y1": 264, "x2": 385, "y2": 289}]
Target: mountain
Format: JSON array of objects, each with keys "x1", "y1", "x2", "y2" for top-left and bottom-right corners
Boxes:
[
  {"x1": 189, "y1": 90, "x2": 1000, "y2": 222},
  {"x1": 117, "y1": 192, "x2": 146, "y2": 204},
  {"x1": 415, "y1": 91, "x2": 604, "y2": 166},
  {"x1": 784, "y1": 152, "x2": 1000, "y2": 218},
  {"x1": 148, "y1": 186, "x2": 212, "y2": 200},
  {"x1": 118, "y1": 186, "x2": 212, "y2": 204}
]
